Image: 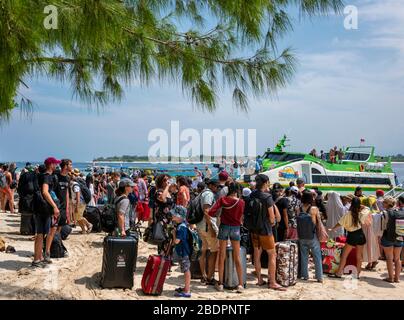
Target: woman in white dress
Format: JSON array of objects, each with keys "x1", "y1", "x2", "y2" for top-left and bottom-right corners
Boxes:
[{"x1": 325, "y1": 192, "x2": 347, "y2": 239}]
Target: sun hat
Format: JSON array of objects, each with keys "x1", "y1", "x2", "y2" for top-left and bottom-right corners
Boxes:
[
  {"x1": 170, "y1": 205, "x2": 187, "y2": 220},
  {"x1": 72, "y1": 168, "x2": 81, "y2": 176},
  {"x1": 118, "y1": 178, "x2": 135, "y2": 188}
]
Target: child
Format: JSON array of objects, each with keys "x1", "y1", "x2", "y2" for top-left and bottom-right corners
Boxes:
[{"x1": 171, "y1": 205, "x2": 192, "y2": 298}]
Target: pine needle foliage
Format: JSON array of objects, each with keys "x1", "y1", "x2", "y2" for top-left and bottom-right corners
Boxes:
[{"x1": 0, "y1": 0, "x2": 344, "y2": 119}]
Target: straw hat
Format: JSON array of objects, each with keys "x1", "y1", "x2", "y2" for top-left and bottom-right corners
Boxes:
[
  {"x1": 383, "y1": 196, "x2": 396, "y2": 208},
  {"x1": 72, "y1": 168, "x2": 81, "y2": 176}
]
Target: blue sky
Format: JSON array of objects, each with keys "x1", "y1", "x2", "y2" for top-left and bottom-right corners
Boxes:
[{"x1": 1, "y1": 0, "x2": 403, "y2": 162}]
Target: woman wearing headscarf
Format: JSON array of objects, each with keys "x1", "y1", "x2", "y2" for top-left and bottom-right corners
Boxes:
[{"x1": 325, "y1": 192, "x2": 347, "y2": 239}]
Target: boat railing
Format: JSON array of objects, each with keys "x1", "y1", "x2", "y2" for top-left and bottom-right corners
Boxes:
[{"x1": 384, "y1": 183, "x2": 404, "y2": 199}]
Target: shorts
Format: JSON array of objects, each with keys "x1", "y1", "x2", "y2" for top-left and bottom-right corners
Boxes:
[
  {"x1": 347, "y1": 229, "x2": 366, "y2": 247},
  {"x1": 251, "y1": 233, "x2": 275, "y2": 251},
  {"x1": 381, "y1": 238, "x2": 404, "y2": 248},
  {"x1": 179, "y1": 256, "x2": 191, "y2": 273},
  {"x1": 74, "y1": 203, "x2": 86, "y2": 221},
  {"x1": 34, "y1": 214, "x2": 51, "y2": 235},
  {"x1": 198, "y1": 226, "x2": 219, "y2": 253},
  {"x1": 217, "y1": 224, "x2": 241, "y2": 241}
]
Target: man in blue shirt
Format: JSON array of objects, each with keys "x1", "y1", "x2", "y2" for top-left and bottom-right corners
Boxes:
[{"x1": 171, "y1": 206, "x2": 192, "y2": 298}]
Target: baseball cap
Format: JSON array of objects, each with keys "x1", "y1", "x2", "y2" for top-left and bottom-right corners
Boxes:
[
  {"x1": 291, "y1": 186, "x2": 299, "y2": 193},
  {"x1": 207, "y1": 179, "x2": 220, "y2": 186},
  {"x1": 118, "y1": 178, "x2": 135, "y2": 188},
  {"x1": 170, "y1": 205, "x2": 187, "y2": 220},
  {"x1": 272, "y1": 182, "x2": 283, "y2": 190},
  {"x1": 44, "y1": 157, "x2": 61, "y2": 166},
  {"x1": 218, "y1": 171, "x2": 229, "y2": 181},
  {"x1": 376, "y1": 189, "x2": 385, "y2": 197},
  {"x1": 242, "y1": 188, "x2": 252, "y2": 198}
]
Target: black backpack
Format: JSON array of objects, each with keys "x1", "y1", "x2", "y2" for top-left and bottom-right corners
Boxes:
[
  {"x1": 49, "y1": 233, "x2": 66, "y2": 258},
  {"x1": 60, "y1": 225, "x2": 73, "y2": 240},
  {"x1": 17, "y1": 171, "x2": 37, "y2": 213},
  {"x1": 100, "y1": 196, "x2": 125, "y2": 233},
  {"x1": 244, "y1": 193, "x2": 269, "y2": 234},
  {"x1": 187, "y1": 190, "x2": 209, "y2": 225},
  {"x1": 76, "y1": 179, "x2": 92, "y2": 204}
]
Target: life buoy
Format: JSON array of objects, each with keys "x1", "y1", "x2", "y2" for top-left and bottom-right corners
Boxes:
[{"x1": 359, "y1": 164, "x2": 365, "y2": 172}]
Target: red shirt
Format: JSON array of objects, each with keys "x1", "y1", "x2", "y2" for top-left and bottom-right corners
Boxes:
[
  {"x1": 177, "y1": 185, "x2": 190, "y2": 207},
  {"x1": 209, "y1": 196, "x2": 245, "y2": 226}
]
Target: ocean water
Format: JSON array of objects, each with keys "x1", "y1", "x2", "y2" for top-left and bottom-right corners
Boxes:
[{"x1": 10, "y1": 162, "x2": 404, "y2": 184}]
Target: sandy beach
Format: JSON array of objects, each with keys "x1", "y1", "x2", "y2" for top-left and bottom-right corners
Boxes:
[{"x1": 0, "y1": 211, "x2": 403, "y2": 300}]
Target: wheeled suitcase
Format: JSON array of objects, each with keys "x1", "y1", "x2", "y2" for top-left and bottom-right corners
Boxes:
[
  {"x1": 141, "y1": 255, "x2": 171, "y2": 295},
  {"x1": 190, "y1": 250, "x2": 210, "y2": 279},
  {"x1": 84, "y1": 206, "x2": 102, "y2": 232},
  {"x1": 223, "y1": 246, "x2": 247, "y2": 289},
  {"x1": 276, "y1": 241, "x2": 298, "y2": 287},
  {"x1": 20, "y1": 212, "x2": 35, "y2": 235},
  {"x1": 100, "y1": 236, "x2": 137, "y2": 289}
]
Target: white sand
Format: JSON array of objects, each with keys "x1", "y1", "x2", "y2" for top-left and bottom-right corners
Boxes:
[{"x1": 0, "y1": 212, "x2": 403, "y2": 300}]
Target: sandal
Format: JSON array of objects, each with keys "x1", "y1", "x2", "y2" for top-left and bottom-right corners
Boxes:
[
  {"x1": 382, "y1": 278, "x2": 394, "y2": 283},
  {"x1": 256, "y1": 280, "x2": 268, "y2": 286},
  {"x1": 269, "y1": 284, "x2": 287, "y2": 291},
  {"x1": 175, "y1": 287, "x2": 185, "y2": 293},
  {"x1": 206, "y1": 278, "x2": 217, "y2": 286},
  {"x1": 328, "y1": 273, "x2": 342, "y2": 279}
]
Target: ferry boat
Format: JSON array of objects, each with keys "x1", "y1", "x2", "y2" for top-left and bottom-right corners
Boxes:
[{"x1": 244, "y1": 135, "x2": 400, "y2": 194}]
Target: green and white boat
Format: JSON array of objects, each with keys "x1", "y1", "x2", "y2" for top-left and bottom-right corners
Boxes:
[{"x1": 249, "y1": 135, "x2": 400, "y2": 194}]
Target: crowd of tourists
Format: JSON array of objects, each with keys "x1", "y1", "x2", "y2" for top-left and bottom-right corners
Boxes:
[{"x1": 1, "y1": 159, "x2": 404, "y2": 298}]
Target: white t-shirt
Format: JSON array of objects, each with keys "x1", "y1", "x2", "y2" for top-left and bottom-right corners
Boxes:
[
  {"x1": 71, "y1": 182, "x2": 85, "y2": 205},
  {"x1": 196, "y1": 189, "x2": 218, "y2": 233}
]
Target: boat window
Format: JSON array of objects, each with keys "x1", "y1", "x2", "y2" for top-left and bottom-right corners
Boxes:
[
  {"x1": 263, "y1": 152, "x2": 285, "y2": 161},
  {"x1": 312, "y1": 175, "x2": 391, "y2": 185},
  {"x1": 343, "y1": 153, "x2": 370, "y2": 161},
  {"x1": 283, "y1": 154, "x2": 305, "y2": 162},
  {"x1": 311, "y1": 168, "x2": 322, "y2": 174}
]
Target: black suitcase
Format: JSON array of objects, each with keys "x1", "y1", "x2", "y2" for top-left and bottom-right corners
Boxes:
[
  {"x1": 20, "y1": 212, "x2": 35, "y2": 235},
  {"x1": 84, "y1": 206, "x2": 102, "y2": 232},
  {"x1": 100, "y1": 236, "x2": 138, "y2": 289}
]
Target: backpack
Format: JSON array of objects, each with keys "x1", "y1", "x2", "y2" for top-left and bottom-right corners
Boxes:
[
  {"x1": 0, "y1": 172, "x2": 7, "y2": 189},
  {"x1": 187, "y1": 227, "x2": 202, "y2": 261},
  {"x1": 187, "y1": 190, "x2": 209, "y2": 225},
  {"x1": 296, "y1": 206, "x2": 316, "y2": 240},
  {"x1": 76, "y1": 179, "x2": 92, "y2": 204},
  {"x1": 244, "y1": 193, "x2": 270, "y2": 234},
  {"x1": 17, "y1": 171, "x2": 37, "y2": 213},
  {"x1": 100, "y1": 196, "x2": 125, "y2": 233},
  {"x1": 395, "y1": 214, "x2": 404, "y2": 239},
  {"x1": 49, "y1": 233, "x2": 66, "y2": 258}
]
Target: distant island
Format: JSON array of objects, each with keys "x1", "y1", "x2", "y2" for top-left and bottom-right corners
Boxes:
[
  {"x1": 376, "y1": 154, "x2": 404, "y2": 162},
  {"x1": 93, "y1": 155, "x2": 222, "y2": 162},
  {"x1": 93, "y1": 154, "x2": 404, "y2": 163}
]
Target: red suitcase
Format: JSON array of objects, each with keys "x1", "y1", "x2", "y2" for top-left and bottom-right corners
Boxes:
[{"x1": 141, "y1": 255, "x2": 171, "y2": 295}]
